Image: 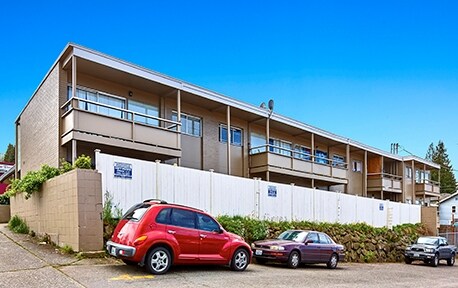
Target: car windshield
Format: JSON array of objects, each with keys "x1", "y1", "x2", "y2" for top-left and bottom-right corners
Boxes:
[
  {"x1": 277, "y1": 231, "x2": 308, "y2": 243},
  {"x1": 416, "y1": 237, "x2": 438, "y2": 246},
  {"x1": 122, "y1": 203, "x2": 150, "y2": 221}
]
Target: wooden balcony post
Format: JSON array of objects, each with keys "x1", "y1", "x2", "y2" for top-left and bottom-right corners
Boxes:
[
  {"x1": 177, "y1": 89, "x2": 181, "y2": 166},
  {"x1": 227, "y1": 105, "x2": 231, "y2": 175}
]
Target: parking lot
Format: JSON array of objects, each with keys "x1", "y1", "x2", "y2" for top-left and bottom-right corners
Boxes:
[{"x1": 1, "y1": 224, "x2": 457, "y2": 288}]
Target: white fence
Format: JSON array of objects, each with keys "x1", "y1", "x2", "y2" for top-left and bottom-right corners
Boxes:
[{"x1": 95, "y1": 152, "x2": 421, "y2": 227}]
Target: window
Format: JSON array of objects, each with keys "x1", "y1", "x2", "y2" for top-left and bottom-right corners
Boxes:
[
  {"x1": 250, "y1": 133, "x2": 266, "y2": 154},
  {"x1": 415, "y1": 169, "x2": 424, "y2": 183},
  {"x1": 294, "y1": 145, "x2": 311, "y2": 161},
  {"x1": 121, "y1": 203, "x2": 150, "y2": 221},
  {"x1": 170, "y1": 208, "x2": 196, "y2": 229},
  {"x1": 306, "y1": 232, "x2": 319, "y2": 243},
  {"x1": 318, "y1": 234, "x2": 331, "y2": 244},
  {"x1": 352, "y1": 160, "x2": 362, "y2": 172},
  {"x1": 332, "y1": 154, "x2": 345, "y2": 168},
  {"x1": 406, "y1": 167, "x2": 412, "y2": 178},
  {"x1": 156, "y1": 208, "x2": 171, "y2": 224},
  {"x1": 269, "y1": 138, "x2": 292, "y2": 156},
  {"x1": 128, "y1": 100, "x2": 159, "y2": 126},
  {"x1": 197, "y1": 213, "x2": 220, "y2": 232},
  {"x1": 424, "y1": 171, "x2": 431, "y2": 183},
  {"x1": 219, "y1": 125, "x2": 243, "y2": 146},
  {"x1": 172, "y1": 112, "x2": 202, "y2": 137},
  {"x1": 68, "y1": 86, "x2": 126, "y2": 118},
  {"x1": 315, "y1": 150, "x2": 328, "y2": 164}
]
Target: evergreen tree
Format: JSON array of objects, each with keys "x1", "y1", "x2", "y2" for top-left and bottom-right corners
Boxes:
[
  {"x1": 3, "y1": 144, "x2": 15, "y2": 163},
  {"x1": 426, "y1": 141, "x2": 457, "y2": 193}
]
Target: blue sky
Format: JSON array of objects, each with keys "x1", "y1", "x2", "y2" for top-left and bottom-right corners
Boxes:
[{"x1": 0, "y1": 1, "x2": 457, "y2": 174}]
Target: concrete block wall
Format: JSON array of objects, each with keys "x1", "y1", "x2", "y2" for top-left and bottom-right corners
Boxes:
[
  {"x1": 421, "y1": 206, "x2": 438, "y2": 235},
  {"x1": 0, "y1": 205, "x2": 10, "y2": 223},
  {"x1": 10, "y1": 169, "x2": 103, "y2": 251}
]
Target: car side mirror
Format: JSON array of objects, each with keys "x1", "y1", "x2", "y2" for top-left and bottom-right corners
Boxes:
[{"x1": 305, "y1": 239, "x2": 313, "y2": 245}]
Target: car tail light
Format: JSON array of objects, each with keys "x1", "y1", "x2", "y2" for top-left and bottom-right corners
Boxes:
[{"x1": 133, "y1": 235, "x2": 148, "y2": 246}]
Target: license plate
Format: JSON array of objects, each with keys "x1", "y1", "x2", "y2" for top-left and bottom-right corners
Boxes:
[
  {"x1": 414, "y1": 253, "x2": 419, "y2": 257},
  {"x1": 110, "y1": 247, "x2": 116, "y2": 256},
  {"x1": 255, "y1": 250, "x2": 263, "y2": 256}
]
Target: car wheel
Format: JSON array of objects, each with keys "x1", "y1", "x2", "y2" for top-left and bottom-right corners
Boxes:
[
  {"x1": 145, "y1": 247, "x2": 172, "y2": 275},
  {"x1": 327, "y1": 253, "x2": 339, "y2": 269},
  {"x1": 447, "y1": 254, "x2": 455, "y2": 266},
  {"x1": 404, "y1": 257, "x2": 412, "y2": 264},
  {"x1": 256, "y1": 258, "x2": 268, "y2": 265},
  {"x1": 231, "y1": 248, "x2": 249, "y2": 271},
  {"x1": 431, "y1": 253, "x2": 439, "y2": 267},
  {"x1": 122, "y1": 259, "x2": 138, "y2": 266},
  {"x1": 287, "y1": 251, "x2": 300, "y2": 269}
]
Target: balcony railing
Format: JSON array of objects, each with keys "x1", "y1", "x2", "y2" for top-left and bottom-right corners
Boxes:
[
  {"x1": 415, "y1": 179, "x2": 440, "y2": 196},
  {"x1": 367, "y1": 173, "x2": 403, "y2": 193},
  {"x1": 61, "y1": 96, "x2": 181, "y2": 153},
  {"x1": 249, "y1": 144, "x2": 348, "y2": 180}
]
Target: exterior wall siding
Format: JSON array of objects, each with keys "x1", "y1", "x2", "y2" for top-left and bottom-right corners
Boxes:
[{"x1": 19, "y1": 65, "x2": 60, "y2": 174}]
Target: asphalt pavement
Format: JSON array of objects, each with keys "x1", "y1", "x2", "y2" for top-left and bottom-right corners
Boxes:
[{"x1": 1, "y1": 223, "x2": 458, "y2": 288}]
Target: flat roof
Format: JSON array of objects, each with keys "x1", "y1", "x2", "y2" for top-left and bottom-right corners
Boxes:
[{"x1": 18, "y1": 43, "x2": 439, "y2": 169}]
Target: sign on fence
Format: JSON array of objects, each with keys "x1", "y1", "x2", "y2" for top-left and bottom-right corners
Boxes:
[
  {"x1": 113, "y1": 162, "x2": 132, "y2": 179},
  {"x1": 268, "y1": 186, "x2": 277, "y2": 197}
]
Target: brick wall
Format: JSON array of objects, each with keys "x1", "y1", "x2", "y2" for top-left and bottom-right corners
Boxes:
[
  {"x1": 19, "y1": 65, "x2": 60, "y2": 175},
  {"x1": 10, "y1": 169, "x2": 103, "y2": 251}
]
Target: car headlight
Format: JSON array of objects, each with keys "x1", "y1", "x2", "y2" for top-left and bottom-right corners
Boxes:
[
  {"x1": 269, "y1": 245, "x2": 285, "y2": 251},
  {"x1": 251, "y1": 243, "x2": 255, "y2": 249},
  {"x1": 405, "y1": 247, "x2": 411, "y2": 251},
  {"x1": 425, "y1": 248, "x2": 434, "y2": 253}
]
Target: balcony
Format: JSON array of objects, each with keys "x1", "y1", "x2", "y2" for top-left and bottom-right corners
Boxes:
[
  {"x1": 61, "y1": 96, "x2": 181, "y2": 158},
  {"x1": 416, "y1": 180, "x2": 440, "y2": 197},
  {"x1": 249, "y1": 145, "x2": 348, "y2": 184},
  {"x1": 367, "y1": 173, "x2": 402, "y2": 193}
]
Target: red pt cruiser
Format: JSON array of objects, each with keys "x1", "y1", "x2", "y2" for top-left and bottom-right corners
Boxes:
[{"x1": 106, "y1": 200, "x2": 252, "y2": 274}]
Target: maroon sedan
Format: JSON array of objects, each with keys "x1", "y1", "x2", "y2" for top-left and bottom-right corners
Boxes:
[{"x1": 251, "y1": 230, "x2": 345, "y2": 269}]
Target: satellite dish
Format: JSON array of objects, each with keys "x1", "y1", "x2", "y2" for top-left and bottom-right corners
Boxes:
[
  {"x1": 260, "y1": 102, "x2": 266, "y2": 109},
  {"x1": 268, "y1": 99, "x2": 274, "y2": 111}
]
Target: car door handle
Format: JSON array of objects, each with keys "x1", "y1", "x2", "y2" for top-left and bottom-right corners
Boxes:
[
  {"x1": 167, "y1": 230, "x2": 176, "y2": 235},
  {"x1": 200, "y1": 234, "x2": 207, "y2": 239}
]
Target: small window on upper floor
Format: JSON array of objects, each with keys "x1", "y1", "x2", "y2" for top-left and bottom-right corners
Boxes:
[
  {"x1": 294, "y1": 145, "x2": 311, "y2": 161},
  {"x1": 332, "y1": 154, "x2": 346, "y2": 168},
  {"x1": 172, "y1": 111, "x2": 202, "y2": 137},
  {"x1": 406, "y1": 166, "x2": 412, "y2": 178},
  {"x1": 352, "y1": 160, "x2": 362, "y2": 172},
  {"x1": 315, "y1": 150, "x2": 329, "y2": 164},
  {"x1": 219, "y1": 124, "x2": 243, "y2": 146}
]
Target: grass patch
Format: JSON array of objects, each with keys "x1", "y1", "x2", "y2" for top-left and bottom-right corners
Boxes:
[
  {"x1": 8, "y1": 215, "x2": 30, "y2": 234},
  {"x1": 60, "y1": 244, "x2": 74, "y2": 254}
]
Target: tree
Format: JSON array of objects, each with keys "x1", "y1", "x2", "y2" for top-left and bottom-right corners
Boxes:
[
  {"x1": 426, "y1": 140, "x2": 457, "y2": 194},
  {"x1": 3, "y1": 143, "x2": 15, "y2": 163}
]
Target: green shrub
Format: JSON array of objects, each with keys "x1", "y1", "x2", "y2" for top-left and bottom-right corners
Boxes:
[
  {"x1": 0, "y1": 194, "x2": 9, "y2": 205},
  {"x1": 7, "y1": 155, "x2": 93, "y2": 199},
  {"x1": 8, "y1": 215, "x2": 30, "y2": 234},
  {"x1": 59, "y1": 159, "x2": 73, "y2": 173},
  {"x1": 73, "y1": 154, "x2": 92, "y2": 169},
  {"x1": 102, "y1": 191, "x2": 123, "y2": 244}
]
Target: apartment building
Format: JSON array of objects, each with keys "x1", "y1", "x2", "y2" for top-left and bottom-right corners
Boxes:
[{"x1": 15, "y1": 43, "x2": 440, "y2": 204}]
